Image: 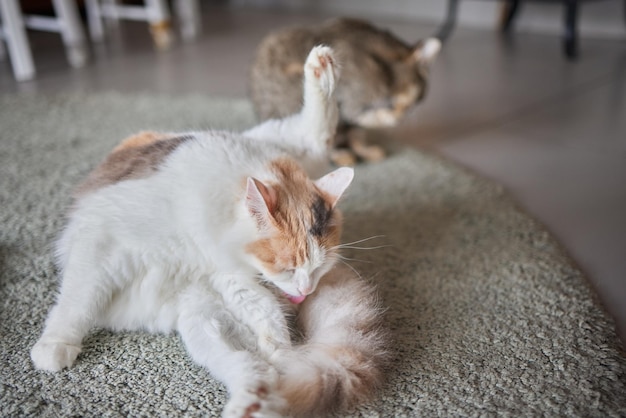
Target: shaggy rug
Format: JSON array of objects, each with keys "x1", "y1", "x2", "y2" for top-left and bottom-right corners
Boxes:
[{"x1": 1, "y1": 93, "x2": 624, "y2": 417}]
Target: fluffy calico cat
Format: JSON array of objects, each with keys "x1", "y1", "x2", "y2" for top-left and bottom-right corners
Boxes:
[
  {"x1": 249, "y1": 17, "x2": 441, "y2": 166},
  {"x1": 31, "y1": 46, "x2": 387, "y2": 417}
]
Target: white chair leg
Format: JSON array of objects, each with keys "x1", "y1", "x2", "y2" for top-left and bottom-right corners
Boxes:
[
  {"x1": 85, "y1": 0, "x2": 105, "y2": 42},
  {"x1": 174, "y1": 0, "x2": 201, "y2": 41},
  {"x1": 102, "y1": 0, "x2": 122, "y2": 31},
  {"x1": 146, "y1": 0, "x2": 173, "y2": 50},
  {"x1": 0, "y1": 32, "x2": 6, "y2": 60},
  {"x1": 80, "y1": 0, "x2": 180, "y2": 50},
  {"x1": 52, "y1": 0, "x2": 88, "y2": 68},
  {"x1": 0, "y1": 0, "x2": 36, "y2": 81}
]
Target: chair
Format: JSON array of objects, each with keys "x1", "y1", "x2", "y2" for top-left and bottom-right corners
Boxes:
[
  {"x1": 435, "y1": 0, "x2": 626, "y2": 59},
  {"x1": 0, "y1": 0, "x2": 87, "y2": 82},
  {"x1": 84, "y1": 0, "x2": 201, "y2": 50},
  {"x1": 22, "y1": 0, "x2": 88, "y2": 67},
  {"x1": 0, "y1": 0, "x2": 35, "y2": 81}
]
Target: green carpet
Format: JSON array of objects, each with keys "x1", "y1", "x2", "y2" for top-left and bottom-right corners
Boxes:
[{"x1": 1, "y1": 93, "x2": 624, "y2": 417}]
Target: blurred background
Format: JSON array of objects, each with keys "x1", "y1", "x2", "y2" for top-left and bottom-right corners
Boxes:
[{"x1": 1, "y1": 0, "x2": 625, "y2": 344}]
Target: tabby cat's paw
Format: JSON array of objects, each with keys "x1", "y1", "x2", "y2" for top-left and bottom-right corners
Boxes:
[
  {"x1": 348, "y1": 129, "x2": 386, "y2": 162},
  {"x1": 330, "y1": 148, "x2": 358, "y2": 167},
  {"x1": 304, "y1": 45, "x2": 339, "y2": 98},
  {"x1": 223, "y1": 384, "x2": 287, "y2": 418},
  {"x1": 31, "y1": 339, "x2": 81, "y2": 372}
]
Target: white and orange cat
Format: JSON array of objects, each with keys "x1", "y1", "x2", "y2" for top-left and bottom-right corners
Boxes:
[{"x1": 31, "y1": 46, "x2": 387, "y2": 417}]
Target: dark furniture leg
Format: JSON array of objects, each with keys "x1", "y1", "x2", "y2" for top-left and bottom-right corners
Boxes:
[
  {"x1": 564, "y1": 0, "x2": 579, "y2": 59},
  {"x1": 438, "y1": 0, "x2": 594, "y2": 59},
  {"x1": 435, "y1": 0, "x2": 460, "y2": 42},
  {"x1": 501, "y1": 0, "x2": 521, "y2": 32}
]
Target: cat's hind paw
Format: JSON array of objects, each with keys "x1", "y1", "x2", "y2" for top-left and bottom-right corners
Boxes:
[
  {"x1": 223, "y1": 384, "x2": 287, "y2": 418},
  {"x1": 31, "y1": 339, "x2": 81, "y2": 372},
  {"x1": 304, "y1": 45, "x2": 339, "y2": 99}
]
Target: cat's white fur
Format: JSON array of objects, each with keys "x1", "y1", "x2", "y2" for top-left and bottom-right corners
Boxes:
[{"x1": 31, "y1": 46, "x2": 386, "y2": 417}]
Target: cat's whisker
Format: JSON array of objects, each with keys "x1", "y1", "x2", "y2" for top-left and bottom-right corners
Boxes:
[
  {"x1": 332, "y1": 235, "x2": 388, "y2": 251},
  {"x1": 337, "y1": 244, "x2": 391, "y2": 251},
  {"x1": 336, "y1": 254, "x2": 373, "y2": 264},
  {"x1": 338, "y1": 235, "x2": 386, "y2": 247},
  {"x1": 338, "y1": 258, "x2": 363, "y2": 280}
]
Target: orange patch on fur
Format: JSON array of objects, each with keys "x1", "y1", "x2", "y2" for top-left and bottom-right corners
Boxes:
[
  {"x1": 112, "y1": 131, "x2": 170, "y2": 152},
  {"x1": 246, "y1": 232, "x2": 307, "y2": 274},
  {"x1": 75, "y1": 133, "x2": 192, "y2": 197},
  {"x1": 245, "y1": 158, "x2": 324, "y2": 273},
  {"x1": 278, "y1": 346, "x2": 379, "y2": 416},
  {"x1": 245, "y1": 158, "x2": 346, "y2": 276},
  {"x1": 280, "y1": 369, "x2": 325, "y2": 413},
  {"x1": 283, "y1": 62, "x2": 304, "y2": 76},
  {"x1": 392, "y1": 85, "x2": 420, "y2": 117}
]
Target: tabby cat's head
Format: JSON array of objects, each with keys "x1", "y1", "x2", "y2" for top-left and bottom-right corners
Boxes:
[
  {"x1": 244, "y1": 159, "x2": 353, "y2": 304},
  {"x1": 339, "y1": 36, "x2": 442, "y2": 129}
]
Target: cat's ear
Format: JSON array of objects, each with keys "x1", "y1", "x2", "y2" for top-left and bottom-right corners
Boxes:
[
  {"x1": 246, "y1": 177, "x2": 278, "y2": 230},
  {"x1": 412, "y1": 38, "x2": 441, "y2": 65},
  {"x1": 315, "y1": 167, "x2": 354, "y2": 208}
]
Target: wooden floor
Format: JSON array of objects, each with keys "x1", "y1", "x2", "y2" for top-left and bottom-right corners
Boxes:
[{"x1": 2, "y1": 5, "x2": 625, "y2": 344}]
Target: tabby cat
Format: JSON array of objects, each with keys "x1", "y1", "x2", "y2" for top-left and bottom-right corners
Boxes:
[
  {"x1": 31, "y1": 46, "x2": 387, "y2": 417},
  {"x1": 250, "y1": 17, "x2": 441, "y2": 166}
]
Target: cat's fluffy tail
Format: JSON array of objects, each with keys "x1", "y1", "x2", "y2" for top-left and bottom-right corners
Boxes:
[{"x1": 275, "y1": 265, "x2": 389, "y2": 416}]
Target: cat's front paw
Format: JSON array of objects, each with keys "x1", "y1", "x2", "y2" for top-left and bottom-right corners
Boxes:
[
  {"x1": 257, "y1": 333, "x2": 288, "y2": 359},
  {"x1": 31, "y1": 339, "x2": 81, "y2": 372},
  {"x1": 304, "y1": 45, "x2": 339, "y2": 99},
  {"x1": 256, "y1": 322, "x2": 291, "y2": 359},
  {"x1": 223, "y1": 384, "x2": 287, "y2": 418}
]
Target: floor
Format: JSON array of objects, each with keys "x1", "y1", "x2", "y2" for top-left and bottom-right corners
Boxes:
[{"x1": 1, "y1": 5, "x2": 625, "y2": 345}]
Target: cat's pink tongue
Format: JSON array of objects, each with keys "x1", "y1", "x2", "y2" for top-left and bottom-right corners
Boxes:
[{"x1": 286, "y1": 294, "x2": 306, "y2": 304}]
